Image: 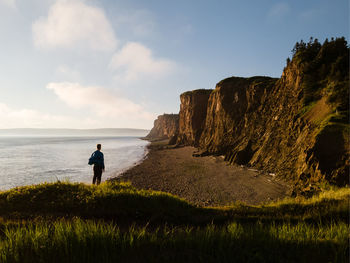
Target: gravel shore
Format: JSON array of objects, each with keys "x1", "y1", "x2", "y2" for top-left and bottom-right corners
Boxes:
[{"x1": 112, "y1": 141, "x2": 291, "y2": 207}]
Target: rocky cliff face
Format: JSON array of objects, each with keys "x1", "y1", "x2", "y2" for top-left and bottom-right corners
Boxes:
[
  {"x1": 148, "y1": 38, "x2": 349, "y2": 194},
  {"x1": 199, "y1": 76, "x2": 277, "y2": 155},
  {"x1": 176, "y1": 89, "x2": 212, "y2": 146},
  {"x1": 145, "y1": 114, "x2": 179, "y2": 141},
  {"x1": 198, "y1": 38, "x2": 349, "y2": 194}
]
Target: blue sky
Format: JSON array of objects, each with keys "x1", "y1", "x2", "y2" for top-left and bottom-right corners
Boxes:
[{"x1": 0, "y1": 0, "x2": 348, "y2": 129}]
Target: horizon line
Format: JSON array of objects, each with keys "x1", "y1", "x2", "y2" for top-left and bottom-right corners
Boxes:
[{"x1": 0, "y1": 128, "x2": 150, "y2": 130}]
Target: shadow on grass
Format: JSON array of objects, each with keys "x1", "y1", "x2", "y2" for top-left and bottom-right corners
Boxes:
[
  {"x1": 0, "y1": 182, "x2": 349, "y2": 226},
  {"x1": 0, "y1": 181, "x2": 210, "y2": 225}
]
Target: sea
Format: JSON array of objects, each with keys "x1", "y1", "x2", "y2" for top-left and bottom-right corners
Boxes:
[{"x1": 0, "y1": 136, "x2": 149, "y2": 190}]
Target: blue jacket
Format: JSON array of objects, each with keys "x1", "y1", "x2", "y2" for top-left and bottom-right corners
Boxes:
[{"x1": 89, "y1": 150, "x2": 105, "y2": 169}]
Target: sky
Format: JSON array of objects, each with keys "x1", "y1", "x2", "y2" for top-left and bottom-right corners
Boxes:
[{"x1": 0, "y1": 0, "x2": 348, "y2": 129}]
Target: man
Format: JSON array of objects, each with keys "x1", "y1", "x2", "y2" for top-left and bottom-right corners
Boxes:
[{"x1": 89, "y1": 144, "x2": 105, "y2": 185}]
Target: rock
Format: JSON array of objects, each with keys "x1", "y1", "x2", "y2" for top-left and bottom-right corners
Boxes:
[
  {"x1": 144, "y1": 114, "x2": 179, "y2": 141},
  {"x1": 199, "y1": 76, "x2": 277, "y2": 155},
  {"x1": 176, "y1": 89, "x2": 212, "y2": 146},
  {"x1": 168, "y1": 134, "x2": 178, "y2": 145}
]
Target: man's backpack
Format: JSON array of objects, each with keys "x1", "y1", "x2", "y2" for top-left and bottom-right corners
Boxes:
[{"x1": 88, "y1": 153, "x2": 96, "y2": 165}]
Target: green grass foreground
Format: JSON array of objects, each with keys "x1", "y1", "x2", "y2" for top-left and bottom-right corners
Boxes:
[{"x1": 0, "y1": 182, "x2": 349, "y2": 262}]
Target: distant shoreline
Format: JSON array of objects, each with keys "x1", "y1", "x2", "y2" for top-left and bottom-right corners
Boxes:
[{"x1": 0, "y1": 128, "x2": 150, "y2": 137}]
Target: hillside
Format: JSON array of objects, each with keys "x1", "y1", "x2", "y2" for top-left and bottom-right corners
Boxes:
[{"x1": 0, "y1": 181, "x2": 349, "y2": 262}]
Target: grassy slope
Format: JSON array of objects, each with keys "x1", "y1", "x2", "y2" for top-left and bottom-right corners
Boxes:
[{"x1": 0, "y1": 181, "x2": 349, "y2": 262}]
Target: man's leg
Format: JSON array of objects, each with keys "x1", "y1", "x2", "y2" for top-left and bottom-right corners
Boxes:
[
  {"x1": 96, "y1": 168, "x2": 102, "y2": 185},
  {"x1": 93, "y1": 166, "x2": 98, "y2": 184}
]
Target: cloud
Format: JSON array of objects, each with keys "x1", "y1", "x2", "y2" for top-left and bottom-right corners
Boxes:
[
  {"x1": 46, "y1": 82, "x2": 155, "y2": 120},
  {"x1": 32, "y1": 0, "x2": 117, "y2": 51},
  {"x1": 0, "y1": 0, "x2": 16, "y2": 9},
  {"x1": 0, "y1": 103, "x2": 81, "y2": 128},
  {"x1": 109, "y1": 42, "x2": 176, "y2": 82},
  {"x1": 0, "y1": 83, "x2": 156, "y2": 129},
  {"x1": 267, "y1": 2, "x2": 290, "y2": 19}
]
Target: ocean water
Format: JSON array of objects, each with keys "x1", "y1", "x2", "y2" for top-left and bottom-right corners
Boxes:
[{"x1": 0, "y1": 136, "x2": 149, "y2": 190}]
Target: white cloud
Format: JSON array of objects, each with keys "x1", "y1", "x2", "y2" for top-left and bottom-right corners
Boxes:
[
  {"x1": 0, "y1": 81, "x2": 156, "y2": 129},
  {"x1": 0, "y1": 103, "x2": 82, "y2": 128},
  {"x1": 267, "y1": 2, "x2": 290, "y2": 19},
  {"x1": 0, "y1": 0, "x2": 16, "y2": 9},
  {"x1": 46, "y1": 82, "x2": 155, "y2": 120},
  {"x1": 32, "y1": 0, "x2": 117, "y2": 51},
  {"x1": 109, "y1": 42, "x2": 176, "y2": 82}
]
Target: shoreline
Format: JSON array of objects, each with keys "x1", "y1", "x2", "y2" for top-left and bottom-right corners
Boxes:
[
  {"x1": 111, "y1": 140, "x2": 292, "y2": 207},
  {"x1": 106, "y1": 140, "x2": 150, "y2": 181},
  {"x1": 0, "y1": 136, "x2": 149, "y2": 191}
]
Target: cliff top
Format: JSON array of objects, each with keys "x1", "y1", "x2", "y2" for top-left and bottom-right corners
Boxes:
[
  {"x1": 180, "y1": 89, "x2": 213, "y2": 97},
  {"x1": 217, "y1": 76, "x2": 278, "y2": 87},
  {"x1": 157, "y1": 113, "x2": 179, "y2": 118}
]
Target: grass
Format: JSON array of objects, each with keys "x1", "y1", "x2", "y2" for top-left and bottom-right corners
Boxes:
[
  {"x1": 0, "y1": 181, "x2": 201, "y2": 224},
  {"x1": 1, "y1": 181, "x2": 349, "y2": 224},
  {"x1": 0, "y1": 181, "x2": 349, "y2": 262},
  {"x1": 0, "y1": 219, "x2": 348, "y2": 263}
]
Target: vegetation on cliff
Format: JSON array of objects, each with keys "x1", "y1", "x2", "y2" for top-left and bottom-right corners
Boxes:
[
  {"x1": 290, "y1": 37, "x2": 349, "y2": 188},
  {"x1": 291, "y1": 37, "x2": 349, "y2": 113},
  {"x1": 0, "y1": 181, "x2": 349, "y2": 262}
]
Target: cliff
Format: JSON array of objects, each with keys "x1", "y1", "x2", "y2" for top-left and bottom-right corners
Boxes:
[
  {"x1": 199, "y1": 76, "x2": 277, "y2": 155},
  {"x1": 176, "y1": 89, "x2": 213, "y2": 146},
  {"x1": 148, "y1": 37, "x2": 349, "y2": 194},
  {"x1": 145, "y1": 114, "x2": 179, "y2": 141},
  {"x1": 199, "y1": 38, "x2": 349, "y2": 194}
]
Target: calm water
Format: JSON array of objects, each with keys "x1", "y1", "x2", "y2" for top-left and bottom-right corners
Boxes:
[{"x1": 0, "y1": 136, "x2": 149, "y2": 190}]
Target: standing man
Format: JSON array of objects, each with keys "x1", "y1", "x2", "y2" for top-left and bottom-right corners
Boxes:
[{"x1": 89, "y1": 144, "x2": 105, "y2": 185}]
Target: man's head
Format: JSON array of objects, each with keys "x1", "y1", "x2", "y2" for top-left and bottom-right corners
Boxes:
[{"x1": 97, "y1": 144, "x2": 101, "y2": 150}]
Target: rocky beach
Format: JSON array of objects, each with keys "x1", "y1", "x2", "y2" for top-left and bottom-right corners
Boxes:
[{"x1": 114, "y1": 140, "x2": 291, "y2": 206}]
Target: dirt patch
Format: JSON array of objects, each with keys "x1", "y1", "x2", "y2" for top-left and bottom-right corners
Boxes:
[{"x1": 112, "y1": 143, "x2": 292, "y2": 207}]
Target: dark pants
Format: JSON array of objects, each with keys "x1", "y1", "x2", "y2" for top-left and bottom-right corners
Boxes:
[{"x1": 93, "y1": 165, "x2": 103, "y2": 185}]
